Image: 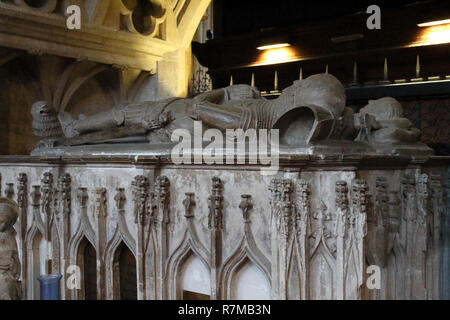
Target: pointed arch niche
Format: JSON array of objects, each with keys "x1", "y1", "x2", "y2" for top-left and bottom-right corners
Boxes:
[
  {"x1": 179, "y1": 252, "x2": 211, "y2": 300},
  {"x1": 75, "y1": 237, "x2": 97, "y2": 300},
  {"x1": 230, "y1": 258, "x2": 271, "y2": 300},
  {"x1": 26, "y1": 229, "x2": 45, "y2": 300},
  {"x1": 112, "y1": 241, "x2": 137, "y2": 300}
]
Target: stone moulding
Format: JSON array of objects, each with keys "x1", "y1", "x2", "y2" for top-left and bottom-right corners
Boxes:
[
  {"x1": 0, "y1": 154, "x2": 448, "y2": 300},
  {"x1": 0, "y1": 0, "x2": 211, "y2": 71}
]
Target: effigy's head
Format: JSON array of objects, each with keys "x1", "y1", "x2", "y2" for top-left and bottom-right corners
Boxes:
[
  {"x1": 0, "y1": 198, "x2": 18, "y2": 232},
  {"x1": 281, "y1": 73, "x2": 346, "y2": 118},
  {"x1": 359, "y1": 97, "x2": 403, "y2": 120}
]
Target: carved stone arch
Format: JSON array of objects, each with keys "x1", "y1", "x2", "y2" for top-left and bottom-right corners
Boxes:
[
  {"x1": 219, "y1": 235, "x2": 272, "y2": 300},
  {"x1": 68, "y1": 222, "x2": 97, "y2": 300},
  {"x1": 165, "y1": 229, "x2": 211, "y2": 300},
  {"x1": 287, "y1": 235, "x2": 302, "y2": 300},
  {"x1": 50, "y1": 222, "x2": 61, "y2": 273},
  {"x1": 343, "y1": 233, "x2": 361, "y2": 299},
  {"x1": 104, "y1": 227, "x2": 137, "y2": 300},
  {"x1": 25, "y1": 207, "x2": 45, "y2": 245},
  {"x1": 73, "y1": 236, "x2": 97, "y2": 300},
  {"x1": 309, "y1": 241, "x2": 336, "y2": 300},
  {"x1": 25, "y1": 226, "x2": 44, "y2": 299},
  {"x1": 68, "y1": 216, "x2": 96, "y2": 265}
]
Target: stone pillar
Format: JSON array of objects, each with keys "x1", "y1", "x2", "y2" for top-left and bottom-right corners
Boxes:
[
  {"x1": 95, "y1": 188, "x2": 107, "y2": 300},
  {"x1": 441, "y1": 167, "x2": 450, "y2": 299},
  {"x1": 208, "y1": 177, "x2": 223, "y2": 300}
]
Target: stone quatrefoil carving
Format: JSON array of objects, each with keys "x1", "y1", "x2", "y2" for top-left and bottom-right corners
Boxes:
[
  {"x1": 13, "y1": 0, "x2": 59, "y2": 13},
  {"x1": 120, "y1": 0, "x2": 168, "y2": 36}
]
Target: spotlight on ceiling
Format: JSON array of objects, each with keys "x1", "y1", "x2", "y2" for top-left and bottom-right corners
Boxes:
[
  {"x1": 417, "y1": 18, "x2": 450, "y2": 27},
  {"x1": 257, "y1": 43, "x2": 291, "y2": 51},
  {"x1": 256, "y1": 35, "x2": 291, "y2": 51}
]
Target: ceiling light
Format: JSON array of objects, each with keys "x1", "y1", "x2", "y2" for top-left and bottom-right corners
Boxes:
[
  {"x1": 257, "y1": 43, "x2": 291, "y2": 51},
  {"x1": 417, "y1": 18, "x2": 450, "y2": 27}
]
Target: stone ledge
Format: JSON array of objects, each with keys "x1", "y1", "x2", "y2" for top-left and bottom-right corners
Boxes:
[{"x1": 1, "y1": 154, "x2": 449, "y2": 169}]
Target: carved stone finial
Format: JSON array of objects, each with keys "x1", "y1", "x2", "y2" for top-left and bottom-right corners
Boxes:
[
  {"x1": 132, "y1": 175, "x2": 149, "y2": 225},
  {"x1": 183, "y1": 193, "x2": 195, "y2": 218},
  {"x1": 269, "y1": 179, "x2": 294, "y2": 239},
  {"x1": 334, "y1": 180, "x2": 349, "y2": 238},
  {"x1": 352, "y1": 179, "x2": 369, "y2": 238},
  {"x1": 95, "y1": 188, "x2": 107, "y2": 218},
  {"x1": 155, "y1": 176, "x2": 170, "y2": 204},
  {"x1": 239, "y1": 195, "x2": 253, "y2": 223},
  {"x1": 58, "y1": 174, "x2": 71, "y2": 218},
  {"x1": 114, "y1": 188, "x2": 126, "y2": 212},
  {"x1": 374, "y1": 177, "x2": 389, "y2": 226},
  {"x1": 30, "y1": 186, "x2": 41, "y2": 208},
  {"x1": 208, "y1": 177, "x2": 223, "y2": 229},
  {"x1": 76, "y1": 188, "x2": 88, "y2": 208},
  {"x1": 311, "y1": 201, "x2": 334, "y2": 254},
  {"x1": 296, "y1": 180, "x2": 310, "y2": 236},
  {"x1": 335, "y1": 180, "x2": 349, "y2": 211},
  {"x1": 5, "y1": 183, "x2": 14, "y2": 200},
  {"x1": 15, "y1": 173, "x2": 27, "y2": 210}
]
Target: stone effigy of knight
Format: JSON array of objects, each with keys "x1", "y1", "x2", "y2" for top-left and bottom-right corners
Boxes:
[{"x1": 31, "y1": 73, "x2": 430, "y2": 155}]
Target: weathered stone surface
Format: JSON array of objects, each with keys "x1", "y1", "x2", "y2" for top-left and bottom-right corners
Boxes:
[{"x1": 0, "y1": 154, "x2": 447, "y2": 300}]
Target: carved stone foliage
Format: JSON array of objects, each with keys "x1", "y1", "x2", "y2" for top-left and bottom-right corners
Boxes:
[
  {"x1": 208, "y1": 177, "x2": 223, "y2": 230},
  {"x1": 351, "y1": 180, "x2": 369, "y2": 239},
  {"x1": 269, "y1": 179, "x2": 294, "y2": 239},
  {"x1": 40, "y1": 172, "x2": 53, "y2": 231},
  {"x1": 155, "y1": 176, "x2": 170, "y2": 224},
  {"x1": 0, "y1": 161, "x2": 446, "y2": 301},
  {"x1": 132, "y1": 175, "x2": 150, "y2": 225},
  {"x1": 16, "y1": 173, "x2": 27, "y2": 209},
  {"x1": 295, "y1": 180, "x2": 310, "y2": 237},
  {"x1": 58, "y1": 173, "x2": 71, "y2": 219}
]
